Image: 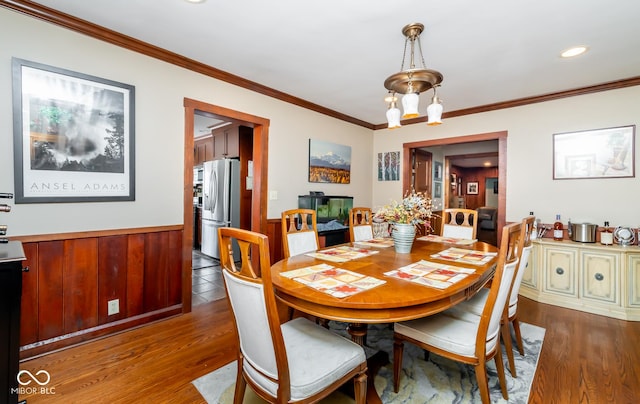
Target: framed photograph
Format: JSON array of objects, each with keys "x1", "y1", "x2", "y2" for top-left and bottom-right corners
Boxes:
[
  {"x1": 377, "y1": 151, "x2": 400, "y2": 181},
  {"x1": 433, "y1": 161, "x2": 443, "y2": 181},
  {"x1": 434, "y1": 181, "x2": 442, "y2": 198},
  {"x1": 309, "y1": 139, "x2": 351, "y2": 183},
  {"x1": 12, "y1": 58, "x2": 135, "y2": 203},
  {"x1": 450, "y1": 173, "x2": 457, "y2": 189},
  {"x1": 553, "y1": 125, "x2": 635, "y2": 179},
  {"x1": 466, "y1": 181, "x2": 479, "y2": 195}
]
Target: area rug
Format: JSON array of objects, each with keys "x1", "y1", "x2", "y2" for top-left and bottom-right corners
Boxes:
[{"x1": 193, "y1": 322, "x2": 545, "y2": 403}]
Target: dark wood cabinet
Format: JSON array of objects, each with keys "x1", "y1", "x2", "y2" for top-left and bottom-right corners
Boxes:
[
  {"x1": 0, "y1": 241, "x2": 25, "y2": 404},
  {"x1": 194, "y1": 137, "x2": 213, "y2": 166},
  {"x1": 212, "y1": 126, "x2": 240, "y2": 159}
]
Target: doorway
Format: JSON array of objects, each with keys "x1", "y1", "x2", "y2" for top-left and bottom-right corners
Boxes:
[
  {"x1": 403, "y1": 131, "x2": 507, "y2": 242},
  {"x1": 182, "y1": 98, "x2": 269, "y2": 312}
]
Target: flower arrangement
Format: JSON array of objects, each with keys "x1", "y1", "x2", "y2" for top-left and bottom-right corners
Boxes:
[{"x1": 375, "y1": 190, "x2": 434, "y2": 226}]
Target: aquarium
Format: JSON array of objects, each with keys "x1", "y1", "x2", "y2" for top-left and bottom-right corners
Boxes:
[{"x1": 298, "y1": 194, "x2": 353, "y2": 224}]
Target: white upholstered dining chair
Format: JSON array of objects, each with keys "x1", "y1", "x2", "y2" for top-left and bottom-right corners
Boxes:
[
  {"x1": 393, "y1": 221, "x2": 524, "y2": 404},
  {"x1": 349, "y1": 207, "x2": 374, "y2": 242},
  {"x1": 449, "y1": 215, "x2": 535, "y2": 377},
  {"x1": 281, "y1": 208, "x2": 320, "y2": 258},
  {"x1": 218, "y1": 227, "x2": 368, "y2": 404},
  {"x1": 441, "y1": 208, "x2": 478, "y2": 239}
]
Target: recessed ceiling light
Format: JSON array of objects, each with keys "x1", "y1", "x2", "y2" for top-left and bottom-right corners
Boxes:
[
  {"x1": 184, "y1": 0, "x2": 206, "y2": 3},
  {"x1": 483, "y1": 161, "x2": 491, "y2": 167},
  {"x1": 561, "y1": 46, "x2": 588, "y2": 58}
]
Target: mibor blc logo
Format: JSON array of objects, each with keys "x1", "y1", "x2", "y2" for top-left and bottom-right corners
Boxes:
[{"x1": 11, "y1": 370, "x2": 56, "y2": 395}]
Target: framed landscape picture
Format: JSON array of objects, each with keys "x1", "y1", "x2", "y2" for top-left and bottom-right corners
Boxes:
[
  {"x1": 308, "y1": 139, "x2": 351, "y2": 184},
  {"x1": 12, "y1": 58, "x2": 135, "y2": 203}
]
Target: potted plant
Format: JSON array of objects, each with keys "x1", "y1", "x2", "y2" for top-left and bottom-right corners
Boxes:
[{"x1": 375, "y1": 190, "x2": 433, "y2": 253}]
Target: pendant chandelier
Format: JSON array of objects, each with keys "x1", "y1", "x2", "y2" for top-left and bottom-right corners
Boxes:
[{"x1": 384, "y1": 23, "x2": 443, "y2": 129}]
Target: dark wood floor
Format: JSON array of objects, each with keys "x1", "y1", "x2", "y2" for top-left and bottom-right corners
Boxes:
[{"x1": 18, "y1": 297, "x2": 640, "y2": 403}]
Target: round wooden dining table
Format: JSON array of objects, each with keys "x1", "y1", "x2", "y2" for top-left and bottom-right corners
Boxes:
[
  {"x1": 271, "y1": 238, "x2": 498, "y2": 403},
  {"x1": 272, "y1": 238, "x2": 498, "y2": 338}
]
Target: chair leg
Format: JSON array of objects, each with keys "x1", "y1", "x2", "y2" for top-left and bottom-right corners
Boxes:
[
  {"x1": 233, "y1": 364, "x2": 246, "y2": 404},
  {"x1": 512, "y1": 317, "x2": 525, "y2": 355},
  {"x1": 393, "y1": 338, "x2": 404, "y2": 393},
  {"x1": 501, "y1": 321, "x2": 517, "y2": 377},
  {"x1": 494, "y1": 345, "x2": 509, "y2": 400},
  {"x1": 353, "y1": 371, "x2": 368, "y2": 404},
  {"x1": 474, "y1": 362, "x2": 491, "y2": 404}
]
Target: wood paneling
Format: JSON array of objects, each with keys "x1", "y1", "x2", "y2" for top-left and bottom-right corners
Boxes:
[
  {"x1": 168, "y1": 231, "x2": 183, "y2": 306},
  {"x1": 126, "y1": 234, "x2": 145, "y2": 317},
  {"x1": 98, "y1": 236, "x2": 128, "y2": 324},
  {"x1": 37, "y1": 241, "x2": 64, "y2": 340},
  {"x1": 19, "y1": 243, "x2": 38, "y2": 345},
  {"x1": 144, "y1": 232, "x2": 170, "y2": 312},
  {"x1": 18, "y1": 228, "x2": 184, "y2": 359},
  {"x1": 63, "y1": 238, "x2": 99, "y2": 334},
  {"x1": 266, "y1": 218, "x2": 283, "y2": 264}
]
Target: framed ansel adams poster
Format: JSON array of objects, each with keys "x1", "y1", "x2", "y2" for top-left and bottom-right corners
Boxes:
[{"x1": 12, "y1": 58, "x2": 135, "y2": 203}]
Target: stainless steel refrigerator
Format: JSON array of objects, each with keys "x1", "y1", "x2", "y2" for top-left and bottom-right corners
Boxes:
[{"x1": 201, "y1": 159, "x2": 240, "y2": 260}]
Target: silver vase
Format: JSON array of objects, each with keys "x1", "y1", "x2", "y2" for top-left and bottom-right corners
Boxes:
[{"x1": 391, "y1": 223, "x2": 415, "y2": 253}]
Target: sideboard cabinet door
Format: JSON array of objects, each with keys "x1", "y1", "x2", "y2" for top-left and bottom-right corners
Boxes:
[
  {"x1": 542, "y1": 245, "x2": 578, "y2": 297},
  {"x1": 627, "y1": 254, "x2": 640, "y2": 307},
  {"x1": 581, "y1": 250, "x2": 620, "y2": 304}
]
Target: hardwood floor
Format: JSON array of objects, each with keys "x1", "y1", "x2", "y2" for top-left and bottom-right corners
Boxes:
[{"x1": 18, "y1": 297, "x2": 640, "y2": 403}]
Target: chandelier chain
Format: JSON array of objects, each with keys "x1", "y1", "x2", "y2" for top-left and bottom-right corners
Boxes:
[
  {"x1": 416, "y1": 36, "x2": 427, "y2": 69},
  {"x1": 400, "y1": 37, "x2": 409, "y2": 71}
]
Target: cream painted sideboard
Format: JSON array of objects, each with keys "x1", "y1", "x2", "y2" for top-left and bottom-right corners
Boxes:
[{"x1": 519, "y1": 239, "x2": 640, "y2": 321}]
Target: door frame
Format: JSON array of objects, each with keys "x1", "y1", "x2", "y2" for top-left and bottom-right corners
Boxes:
[
  {"x1": 183, "y1": 98, "x2": 269, "y2": 312},
  {"x1": 402, "y1": 131, "x2": 507, "y2": 242}
]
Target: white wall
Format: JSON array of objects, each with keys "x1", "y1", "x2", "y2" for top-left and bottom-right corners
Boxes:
[
  {"x1": 0, "y1": 8, "x2": 372, "y2": 237},
  {"x1": 373, "y1": 86, "x2": 640, "y2": 227},
  {"x1": 2, "y1": 7, "x2": 638, "y2": 238}
]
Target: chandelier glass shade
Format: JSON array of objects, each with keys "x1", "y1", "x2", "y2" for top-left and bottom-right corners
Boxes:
[
  {"x1": 385, "y1": 94, "x2": 401, "y2": 129},
  {"x1": 384, "y1": 23, "x2": 443, "y2": 127},
  {"x1": 426, "y1": 86, "x2": 443, "y2": 126}
]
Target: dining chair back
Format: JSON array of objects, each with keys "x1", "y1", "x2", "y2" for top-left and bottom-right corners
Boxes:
[
  {"x1": 218, "y1": 227, "x2": 368, "y2": 404},
  {"x1": 281, "y1": 208, "x2": 320, "y2": 258},
  {"x1": 393, "y1": 221, "x2": 523, "y2": 404},
  {"x1": 448, "y1": 215, "x2": 534, "y2": 377},
  {"x1": 349, "y1": 207, "x2": 374, "y2": 242},
  {"x1": 441, "y1": 208, "x2": 478, "y2": 239}
]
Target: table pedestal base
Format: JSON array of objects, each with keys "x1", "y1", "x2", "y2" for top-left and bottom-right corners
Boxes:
[{"x1": 343, "y1": 323, "x2": 389, "y2": 404}]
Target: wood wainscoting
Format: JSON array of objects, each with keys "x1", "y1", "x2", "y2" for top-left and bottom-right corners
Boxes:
[{"x1": 13, "y1": 226, "x2": 184, "y2": 359}]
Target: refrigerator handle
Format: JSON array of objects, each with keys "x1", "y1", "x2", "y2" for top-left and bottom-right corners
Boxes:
[{"x1": 211, "y1": 169, "x2": 218, "y2": 213}]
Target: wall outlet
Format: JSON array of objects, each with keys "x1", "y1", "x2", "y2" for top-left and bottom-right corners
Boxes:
[{"x1": 108, "y1": 299, "x2": 120, "y2": 316}]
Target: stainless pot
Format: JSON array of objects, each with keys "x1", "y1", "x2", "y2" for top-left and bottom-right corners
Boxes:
[{"x1": 567, "y1": 221, "x2": 598, "y2": 243}]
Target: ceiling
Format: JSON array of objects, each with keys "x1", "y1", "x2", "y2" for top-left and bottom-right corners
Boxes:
[{"x1": 21, "y1": 0, "x2": 640, "y2": 131}]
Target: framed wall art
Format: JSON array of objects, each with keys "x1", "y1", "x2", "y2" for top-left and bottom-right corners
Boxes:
[
  {"x1": 466, "y1": 181, "x2": 479, "y2": 195},
  {"x1": 377, "y1": 151, "x2": 400, "y2": 181},
  {"x1": 12, "y1": 58, "x2": 136, "y2": 203},
  {"x1": 434, "y1": 161, "x2": 443, "y2": 181},
  {"x1": 553, "y1": 125, "x2": 635, "y2": 179},
  {"x1": 434, "y1": 181, "x2": 442, "y2": 198},
  {"x1": 308, "y1": 139, "x2": 351, "y2": 183}
]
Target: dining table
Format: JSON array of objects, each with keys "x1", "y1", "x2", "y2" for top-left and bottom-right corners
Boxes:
[{"x1": 270, "y1": 236, "x2": 499, "y2": 404}]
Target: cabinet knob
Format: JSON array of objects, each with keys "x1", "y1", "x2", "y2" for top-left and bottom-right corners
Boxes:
[
  {"x1": 555, "y1": 267, "x2": 564, "y2": 275},
  {"x1": 594, "y1": 272, "x2": 604, "y2": 281},
  {"x1": 22, "y1": 266, "x2": 30, "y2": 272}
]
